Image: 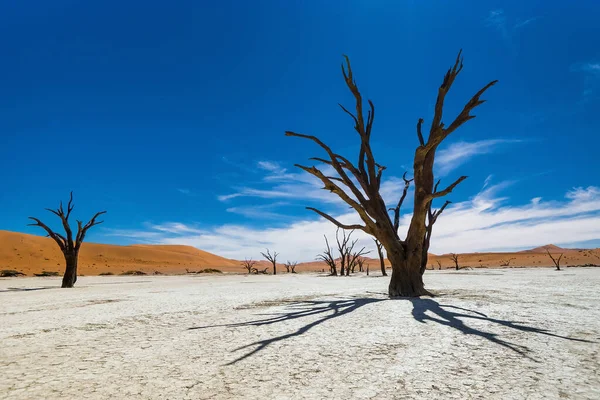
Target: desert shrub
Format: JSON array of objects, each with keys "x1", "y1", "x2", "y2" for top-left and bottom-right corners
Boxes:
[
  {"x1": 120, "y1": 270, "x2": 147, "y2": 276},
  {"x1": 34, "y1": 271, "x2": 60, "y2": 277},
  {"x1": 1, "y1": 270, "x2": 25, "y2": 277},
  {"x1": 99, "y1": 272, "x2": 114, "y2": 276},
  {"x1": 198, "y1": 268, "x2": 222, "y2": 274},
  {"x1": 187, "y1": 268, "x2": 223, "y2": 274},
  {"x1": 153, "y1": 271, "x2": 164, "y2": 275}
]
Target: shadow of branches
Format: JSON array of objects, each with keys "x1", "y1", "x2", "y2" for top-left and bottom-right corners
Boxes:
[{"x1": 189, "y1": 296, "x2": 593, "y2": 365}]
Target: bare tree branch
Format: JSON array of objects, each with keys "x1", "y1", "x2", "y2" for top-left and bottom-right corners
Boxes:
[
  {"x1": 306, "y1": 207, "x2": 366, "y2": 231},
  {"x1": 430, "y1": 176, "x2": 467, "y2": 200},
  {"x1": 416, "y1": 118, "x2": 425, "y2": 146},
  {"x1": 389, "y1": 172, "x2": 413, "y2": 232},
  {"x1": 27, "y1": 217, "x2": 66, "y2": 252}
]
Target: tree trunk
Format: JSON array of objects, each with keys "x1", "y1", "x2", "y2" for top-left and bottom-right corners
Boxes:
[
  {"x1": 62, "y1": 252, "x2": 78, "y2": 288},
  {"x1": 379, "y1": 256, "x2": 387, "y2": 276},
  {"x1": 387, "y1": 246, "x2": 427, "y2": 297},
  {"x1": 273, "y1": 264, "x2": 277, "y2": 275}
]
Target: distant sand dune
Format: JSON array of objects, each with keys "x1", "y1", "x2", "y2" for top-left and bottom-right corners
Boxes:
[{"x1": 1, "y1": 230, "x2": 598, "y2": 276}]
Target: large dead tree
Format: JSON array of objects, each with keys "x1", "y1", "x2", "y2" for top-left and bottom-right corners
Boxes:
[
  {"x1": 286, "y1": 51, "x2": 496, "y2": 296},
  {"x1": 374, "y1": 239, "x2": 387, "y2": 276},
  {"x1": 545, "y1": 248, "x2": 564, "y2": 271},
  {"x1": 28, "y1": 192, "x2": 106, "y2": 288},
  {"x1": 317, "y1": 235, "x2": 338, "y2": 275},
  {"x1": 260, "y1": 249, "x2": 279, "y2": 275}
]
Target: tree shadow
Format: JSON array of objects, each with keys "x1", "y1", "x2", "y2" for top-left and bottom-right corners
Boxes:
[
  {"x1": 189, "y1": 296, "x2": 594, "y2": 365},
  {"x1": 409, "y1": 298, "x2": 593, "y2": 362},
  {"x1": 0, "y1": 287, "x2": 54, "y2": 293},
  {"x1": 189, "y1": 296, "x2": 386, "y2": 364}
]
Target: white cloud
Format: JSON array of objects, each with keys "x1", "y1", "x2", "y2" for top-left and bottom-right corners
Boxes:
[
  {"x1": 106, "y1": 184, "x2": 600, "y2": 262},
  {"x1": 436, "y1": 139, "x2": 521, "y2": 176},
  {"x1": 177, "y1": 188, "x2": 191, "y2": 195}
]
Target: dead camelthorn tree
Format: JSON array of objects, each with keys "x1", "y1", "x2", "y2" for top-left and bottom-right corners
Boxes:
[
  {"x1": 436, "y1": 260, "x2": 442, "y2": 270},
  {"x1": 356, "y1": 257, "x2": 368, "y2": 273},
  {"x1": 242, "y1": 258, "x2": 257, "y2": 274},
  {"x1": 284, "y1": 261, "x2": 299, "y2": 274},
  {"x1": 449, "y1": 253, "x2": 460, "y2": 270},
  {"x1": 317, "y1": 235, "x2": 338, "y2": 275},
  {"x1": 335, "y1": 228, "x2": 353, "y2": 277},
  {"x1": 545, "y1": 248, "x2": 564, "y2": 271},
  {"x1": 260, "y1": 249, "x2": 279, "y2": 275},
  {"x1": 374, "y1": 239, "x2": 387, "y2": 276},
  {"x1": 348, "y1": 248, "x2": 370, "y2": 275},
  {"x1": 499, "y1": 257, "x2": 516, "y2": 267},
  {"x1": 286, "y1": 51, "x2": 496, "y2": 296},
  {"x1": 28, "y1": 192, "x2": 106, "y2": 288}
]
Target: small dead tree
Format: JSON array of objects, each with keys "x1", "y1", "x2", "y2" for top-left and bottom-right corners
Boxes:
[
  {"x1": 284, "y1": 261, "x2": 298, "y2": 274},
  {"x1": 335, "y1": 228, "x2": 353, "y2": 277},
  {"x1": 449, "y1": 253, "x2": 460, "y2": 270},
  {"x1": 545, "y1": 248, "x2": 564, "y2": 271},
  {"x1": 286, "y1": 51, "x2": 496, "y2": 296},
  {"x1": 28, "y1": 192, "x2": 105, "y2": 288},
  {"x1": 499, "y1": 257, "x2": 516, "y2": 267},
  {"x1": 356, "y1": 257, "x2": 368, "y2": 273},
  {"x1": 261, "y1": 249, "x2": 279, "y2": 275},
  {"x1": 348, "y1": 248, "x2": 370, "y2": 275},
  {"x1": 242, "y1": 258, "x2": 257, "y2": 274},
  {"x1": 317, "y1": 235, "x2": 337, "y2": 275},
  {"x1": 374, "y1": 239, "x2": 387, "y2": 276},
  {"x1": 436, "y1": 260, "x2": 442, "y2": 270}
]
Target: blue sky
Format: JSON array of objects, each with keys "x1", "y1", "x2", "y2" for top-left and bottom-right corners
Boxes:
[{"x1": 1, "y1": 0, "x2": 599, "y2": 261}]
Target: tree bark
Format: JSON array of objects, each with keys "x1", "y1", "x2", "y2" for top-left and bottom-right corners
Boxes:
[
  {"x1": 62, "y1": 252, "x2": 78, "y2": 288},
  {"x1": 387, "y1": 244, "x2": 427, "y2": 297}
]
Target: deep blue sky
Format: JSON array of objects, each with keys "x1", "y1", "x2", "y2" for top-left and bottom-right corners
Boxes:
[{"x1": 1, "y1": 1, "x2": 599, "y2": 257}]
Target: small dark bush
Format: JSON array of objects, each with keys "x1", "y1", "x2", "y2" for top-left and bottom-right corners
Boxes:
[
  {"x1": 1, "y1": 270, "x2": 25, "y2": 277},
  {"x1": 198, "y1": 268, "x2": 222, "y2": 274},
  {"x1": 34, "y1": 271, "x2": 60, "y2": 277},
  {"x1": 99, "y1": 272, "x2": 114, "y2": 276},
  {"x1": 120, "y1": 270, "x2": 147, "y2": 275},
  {"x1": 153, "y1": 271, "x2": 164, "y2": 275}
]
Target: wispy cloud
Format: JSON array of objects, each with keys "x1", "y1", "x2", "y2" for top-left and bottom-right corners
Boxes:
[
  {"x1": 436, "y1": 139, "x2": 521, "y2": 176},
  {"x1": 485, "y1": 9, "x2": 541, "y2": 50},
  {"x1": 226, "y1": 202, "x2": 290, "y2": 220},
  {"x1": 570, "y1": 62, "x2": 600, "y2": 100},
  {"x1": 177, "y1": 188, "x2": 191, "y2": 195},
  {"x1": 485, "y1": 9, "x2": 509, "y2": 39},
  {"x1": 219, "y1": 159, "x2": 413, "y2": 212},
  {"x1": 106, "y1": 183, "x2": 600, "y2": 261},
  {"x1": 514, "y1": 16, "x2": 542, "y2": 29}
]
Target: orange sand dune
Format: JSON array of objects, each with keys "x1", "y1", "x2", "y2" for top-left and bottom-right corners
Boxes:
[
  {"x1": 1, "y1": 230, "x2": 599, "y2": 277},
  {"x1": 297, "y1": 245, "x2": 600, "y2": 272},
  {"x1": 0, "y1": 230, "x2": 240, "y2": 276}
]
